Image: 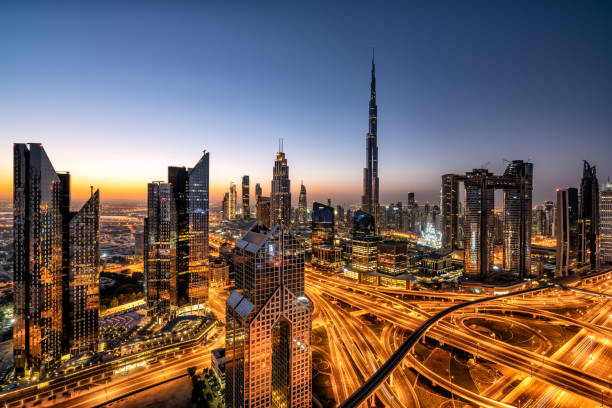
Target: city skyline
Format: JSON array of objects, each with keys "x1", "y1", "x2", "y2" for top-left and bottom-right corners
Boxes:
[{"x1": 2, "y1": 2, "x2": 612, "y2": 205}]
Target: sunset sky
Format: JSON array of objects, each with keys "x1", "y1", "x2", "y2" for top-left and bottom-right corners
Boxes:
[{"x1": 1, "y1": 1, "x2": 611, "y2": 206}]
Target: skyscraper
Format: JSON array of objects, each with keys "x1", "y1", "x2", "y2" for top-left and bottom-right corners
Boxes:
[
  {"x1": 168, "y1": 166, "x2": 190, "y2": 309},
  {"x1": 271, "y1": 144, "x2": 291, "y2": 228},
  {"x1": 188, "y1": 152, "x2": 210, "y2": 308},
  {"x1": 441, "y1": 174, "x2": 459, "y2": 251},
  {"x1": 311, "y1": 202, "x2": 342, "y2": 271},
  {"x1": 600, "y1": 182, "x2": 612, "y2": 264},
  {"x1": 361, "y1": 55, "x2": 379, "y2": 225},
  {"x1": 502, "y1": 160, "x2": 533, "y2": 278},
  {"x1": 229, "y1": 182, "x2": 237, "y2": 220},
  {"x1": 351, "y1": 210, "x2": 381, "y2": 273},
  {"x1": 222, "y1": 192, "x2": 229, "y2": 221},
  {"x1": 13, "y1": 144, "x2": 99, "y2": 374},
  {"x1": 242, "y1": 175, "x2": 250, "y2": 219},
  {"x1": 463, "y1": 170, "x2": 495, "y2": 280},
  {"x1": 556, "y1": 189, "x2": 570, "y2": 277},
  {"x1": 298, "y1": 182, "x2": 307, "y2": 227},
  {"x1": 255, "y1": 183, "x2": 262, "y2": 201},
  {"x1": 226, "y1": 223, "x2": 311, "y2": 408},
  {"x1": 144, "y1": 182, "x2": 176, "y2": 321},
  {"x1": 578, "y1": 160, "x2": 599, "y2": 269}
]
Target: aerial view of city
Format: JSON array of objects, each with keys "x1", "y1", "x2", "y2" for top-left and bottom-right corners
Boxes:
[{"x1": 1, "y1": 1, "x2": 611, "y2": 408}]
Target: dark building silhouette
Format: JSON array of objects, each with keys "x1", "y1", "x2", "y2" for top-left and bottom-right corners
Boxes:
[
  {"x1": 298, "y1": 182, "x2": 307, "y2": 227},
  {"x1": 311, "y1": 202, "x2": 342, "y2": 271},
  {"x1": 242, "y1": 175, "x2": 250, "y2": 219},
  {"x1": 351, "y1": 210, "x2": 381, "y2": 273},
  {"x1": 578, "y1": 160, "x2": 599, "y2": 269},
  {"x1": 441, "y1": 174, "x2": 459, "y2": 251},
  {"x1": 361, "y1": 56, "x2": 379, "y2": 227},
  {"x1": 556, "y1": 189, "x2": 570, "y2": 276}
]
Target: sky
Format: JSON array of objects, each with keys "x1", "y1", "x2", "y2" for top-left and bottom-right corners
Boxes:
[{"x1": 1, "y1": 1, "x2": 611, "y2": 206}]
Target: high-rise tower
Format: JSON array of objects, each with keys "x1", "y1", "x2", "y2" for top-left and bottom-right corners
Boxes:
[
  {"x1": 441, "y1": 174, "x2": 459, "y2": 251},
  {"x1": 226, "y1": 223, "x2": 311, "y2": 408},
  {"x1": 229, "y1": 182, "x2": 237, "y2": 220},
  {"x1": 271, "y1": 142, "x2": 291, "y2": 228},
  {"x1": 361, "y1": 54, "x2": 379, "y2": 225},
  {"x1": 298, "y1": 182, "x2": 307, "y2": 226},
  {"x1": 242, "y1": 175, "x2": 250, "y2": 219},
  {"x1": 599, "y1": 182, "x2": 612, "y2": 264},
  {"x1": 578, "y1": 161, "x2": 599, "y2": 269}
]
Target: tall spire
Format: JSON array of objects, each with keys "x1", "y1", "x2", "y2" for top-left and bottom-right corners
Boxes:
[
  {"x1": 362, "y1": 52, "x2": 380, "y2": 229},
  {"x1": 370, "y1": 49, "x2": 376, "y2": 101}
]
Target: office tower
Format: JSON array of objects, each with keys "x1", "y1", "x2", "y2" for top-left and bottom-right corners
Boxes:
[
  {"x1": 311, "y1": 202, "x2": 342, "y2": 271},
  {"x1": 229, "y1": 182, "x2": 237, "y2": 220},
  {"x1": 14, "y1": 144, "x2": 63, "y2": 373},
  {"x1": 144, "y1": 182, "x2": 176, "y2": 321},
  {"x1": 361, "y1": 55, "x2": 379, "y2": 226},
  {"x1": 68, "y1": 188, "x2": 100, "y2": 354},
  {"x1": 134, "y1": 231, "x2": 144, "y2": 256},
  {"x1": 543, "y1": 201, "x2": 554, "y2": 236},
  {"x1": 422, "y1": 203, "x2": 431, "y2": 233},
  {"x1": 377, "y1": 241, "x2": 408, "y2": 276},
  {"x1": 502, "y1": 160, "x2": 533, "y2": 278},
  {"x1": 226, "y1": 223, "x2": 311, "y2": 408},
  {"x1": 463, "y1": 170, "x2": 495, "y2": 280},
  {"x1": 168, "y1": 166, "x2": 190, "y2": 310},
  {"x1": 578, "y1": 161, "x2": 599, "y2": 269},
  {"x1": 188, "y1": 152, "x2": 210, "y2": 308},
  {"x1": 255, "y1": 183, "x2": 262, "y2": 201},
  {"x1": 600, "y1": 182, "x2": 612, "y2": 264},
  {"x1": 297, "y1": 182, "x2": 307, "y2": 227},
  {"x1": 568, "y1": 187, "x2": 579, "y2": 254},
  {"x1": 441, "y1": 174, "x2": 459, "y2": 251},
  {"x1": 222, "y1": 193, "x2": 229, "y2": 221},
  {"x1": 271, "y1": 144, "x2": 291, "y2": 228},
  {"x1": 256, "y1": 196, "x2": 271, "y2": 227},
  {"x1": 335, "y1": 205, "x2": 344, "y2": 229},
  {"x1": 533, "y1": 205, "x2": 546, "y2": 235},
  {"x1": 556, "y1": 189, "x2": 570, "y2": 276},
  {"x1": 14, "y1": 144, "x2": 99, "y2": 374},
  {"x1": 242, "y1": 175, "x2": 250, "y2": 219},
  {"x1": 351, "y1": 210, "x2": 381, "y2": 273}
]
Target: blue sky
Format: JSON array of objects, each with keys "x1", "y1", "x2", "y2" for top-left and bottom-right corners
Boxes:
[{"x1": 1, "y1": 1, "x2": 611, "y2": 205}]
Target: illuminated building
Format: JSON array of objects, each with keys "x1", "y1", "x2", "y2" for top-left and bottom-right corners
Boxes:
[
  {"x1": 256, "y1": 196, "x2": 271, "y2": 228},
  {"x1": 229, "y1": 182, "x2": 237, "y2": 220},
  {"x1": 271, "y1": 143, "x2": 291, "y2": 228},
  {"x1": 13, "y1": 144, "x2": 100, "y2": 374},
  {"x1": 187, "y1": 152, "x2": 210, "y2": 308},
  {"x1": 463, "y1": 170, "x2": 495, "y2": 280},
  {"x1": 210, "y1": 257, "x2": 229, "y2": 287},
  {"x1": 168, "y1": 166, "x2": 190, "y2": 310},
  {"x1": 555, "y1": 189, "x2": 570, "y2": 276},
  {"x1": 441, "y1": 174, "x2": 459, "y2": 250},
  {"x1": 377, "y1": 241, "x2": 407, "y2": 276},
  {"x1": 442, "y1": 161, "x2": 533, "y2": 280},
  {"x1": 600, "y1": 182, "x2": 612, "y2": 264},
  {"x1": 311, "y1": 202, "x2": 342, "y2": 271},
  {"x1": 502, "y1": 160, "x2": 533, "y2": 277},
  {"x1": 578, "y1": 160, "x2": 599, "y2": 269},
  {"x1": 543, "y1": 201, "x2": 554, "y2": 236},
  {"x1": 144, "y1": 182, "x2": 175, "y2": 320},
  {"x1": 226, "y1": 223, "x2": 311, "y2": 408},
  {"x1": 298, "y1": 182, "x2": 307, "y2": 226},
  {"x1": 362, "y1": 55, "x2": 379, "y2": 228},
  {"x1": 222, "y1": 192, "x2": 229, "y2": 221},
  {"x1": 567, "y1": 187, "x2": 579, "y2": 254},
  {"x1": 351, "y1": 210, "x2": 381, "y2": 273},
  {"x1": 242, "y1": 175, "x2": 250, "y2": 219}
]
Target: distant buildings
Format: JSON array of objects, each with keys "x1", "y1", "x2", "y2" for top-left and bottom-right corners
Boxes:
[
  {"x1": 254, "y1": 183, "x2": 262, "y2": 201},
  {"x1": 144, "y1": 152, "x2": 209, "y2": 321},
  {"x1": 578, "y1": 161, "x2": 599, "y2": 269},
  {"x1": 361, "y1": 56, "x2": 380, "y2": 228},
  {"x1": 600, "y1": 182, "x2": 612, "y2": 264},
  {"x1": 298, "y1": 182, "x2": 307, "y2": 227},
  {"x1": 351, "y1": 210, "x2": 381, "y2": 273},
  {"x1": 226, "y1": 223, "x2": 311, "y2": 408},
  {"x1": 242, "y1": 175, "x2": 250, "y2": 219},
  {"x1": 271, "y1": 146, "x2": 291, "y2": 228},
  {"x1": 13, "y1": 143, "x2": 100, "y2": 374}
]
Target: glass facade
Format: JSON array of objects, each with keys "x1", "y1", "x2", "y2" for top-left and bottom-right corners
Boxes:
[
  {"x1": 578, "y1": 160, "x2": 599, "y2": 269},
  {"x1": 188, "y1": 152, "x2": 210, "y2": 308},
  {"x1": 555, "y1": 189, "x2": 570, "y2": 276},
  {"x1": 362, "y1": 56, "x2": 379, "y2": 227},
  {"x1": 600, "y1": 184, "x2": 612, "y2": 264},
  {"x1": 311, "y1": 202, "x2": 342, "y2": 271},
  {"x1": 351, "y1": 210, "x2": 381, "y2": 273},
  {"x1": 298, "y1": 183, "x2": 307, "y2": 227},
  {"x1": 227, "y1": 224, "x2": 311, "y2": 408},
  {"x1": 271, "y1": 151, "x2": 291, "y2": 228},
  {"x1": 242, "y1": 175, "x2": 250, "y2": 219}
]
